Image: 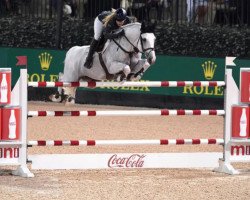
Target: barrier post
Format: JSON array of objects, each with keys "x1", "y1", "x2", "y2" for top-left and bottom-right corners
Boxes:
[
  {"x1": 214, "y1": 68, "x2": 239, "y2": 174},
  {"x1": 12, "y1": 68, "x2": 34, "y2": 177},
  {"x1": 214, "y1": 57, "x2": 241, "y2": 174}
]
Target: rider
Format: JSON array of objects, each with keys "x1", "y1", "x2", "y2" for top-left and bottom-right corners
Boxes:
[{"x1": 84, "y1": 8, "x2": 131, "y2": 69}]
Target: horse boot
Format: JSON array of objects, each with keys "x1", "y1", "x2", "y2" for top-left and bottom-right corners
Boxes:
[{"x1": 84, "y1": 39, "x2": 99, "y2": 69}]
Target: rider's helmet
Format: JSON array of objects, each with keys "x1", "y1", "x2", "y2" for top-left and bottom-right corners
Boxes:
[{"x1": 115, "y1": 8, "x2": 127, "y2": 21}]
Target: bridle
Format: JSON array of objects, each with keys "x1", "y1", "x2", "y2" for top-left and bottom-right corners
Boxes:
[
  {"x1": 139, "y1": 34, "x2": 155, "y2": 59},
  {"x1": 111, "y1": 30, "x2": 155, "y2": 59},
  {"x1": 112, "y1": 34, "x2": 139, "y2": 58}
]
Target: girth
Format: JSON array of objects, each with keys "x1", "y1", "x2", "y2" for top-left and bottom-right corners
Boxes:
[{"x1": 98, "y1": 52, "x2": 114, "y2": 80}]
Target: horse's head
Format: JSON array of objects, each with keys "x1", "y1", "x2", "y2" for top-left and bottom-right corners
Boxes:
[
  {"x1": 140, "y1": 22, "x2": 156, "y2": 65},
  {"x1": 113, "y1": 22, "x2": 156, "y2": 64}
]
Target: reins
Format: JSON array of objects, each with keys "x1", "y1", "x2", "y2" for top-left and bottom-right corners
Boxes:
[
  {"x1": 112, "y1": 34, "x2": 140, "y2": 58},
  {"x1": 112, "y1": 30, "x2": 155, "y2": 60}
]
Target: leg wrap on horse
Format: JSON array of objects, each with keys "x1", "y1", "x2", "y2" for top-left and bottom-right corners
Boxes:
[{"x1": 134, "y1": 68, "x2": 144, "y2": 77}]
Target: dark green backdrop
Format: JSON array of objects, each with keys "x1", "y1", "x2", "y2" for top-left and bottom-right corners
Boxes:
[{"x1": 1, "y1": 47, "x2": 249, "y2": 98}]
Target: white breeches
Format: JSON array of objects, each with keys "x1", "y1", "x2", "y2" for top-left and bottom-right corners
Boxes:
[{"x1": 94, "y1": 17, "x2": 104, "y2": 40}]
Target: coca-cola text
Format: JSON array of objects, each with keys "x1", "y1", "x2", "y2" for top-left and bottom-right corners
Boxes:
[{"x1": 108, "y1": 154, "x2": 145, "y2": 168}]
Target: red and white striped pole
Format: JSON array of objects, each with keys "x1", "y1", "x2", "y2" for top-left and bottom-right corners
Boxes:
[
  {"x1": 28, "y1": 109, "x2": 225, "y2": 117},
  {"x1": 28, "y1": 138, "x2": 224, "y2": 146},
  {"x1": 28, "y1": 81, "x2": 226, "y2": 88}
]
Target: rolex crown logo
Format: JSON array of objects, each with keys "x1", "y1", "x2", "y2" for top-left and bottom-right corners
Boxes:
[
  {"x1": 39, "y1": 52, "x2": 52, "y2": 71},
  {"x1": 202, "y1": 61, "x2": 217, "y2": 80}
]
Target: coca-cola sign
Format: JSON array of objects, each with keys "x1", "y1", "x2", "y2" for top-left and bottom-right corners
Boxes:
[
  {"x1": 108, "y1": 154, "x2": 145, "y2": 168},
  {"x1": 0, "y1": 147, "x2": 19, "y2": 158}
]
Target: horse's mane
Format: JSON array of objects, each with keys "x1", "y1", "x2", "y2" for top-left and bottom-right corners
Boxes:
[
  {"x1": 122, "y1": 22, "x2": 141, "y2": 30},
  {"x1": 103, "y1": 22, "x2": 142, "y2": 52},
  {"x1": 121, "y1": 22, "x2": 156, "y2": 33}
]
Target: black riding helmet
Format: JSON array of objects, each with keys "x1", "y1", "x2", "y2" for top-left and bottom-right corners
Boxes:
[{"x1": 115, "y1": 8, "x2": 127, "y2": 21}]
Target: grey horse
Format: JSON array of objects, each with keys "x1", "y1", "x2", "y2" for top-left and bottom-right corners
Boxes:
[{"x1": 50, "y1": 22, "x2": 156, "y2": 104}]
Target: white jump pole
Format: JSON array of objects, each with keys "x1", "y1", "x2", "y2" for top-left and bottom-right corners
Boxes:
[
  {"x1": 27, "y1": 81, "x2": 226, "y2": 88},
  {"x1": 12, "y1": 68, "x2": 34, "y2": 177},
  {"x1": 214, "y1": 57, "x2": 240, "y2": 175}
]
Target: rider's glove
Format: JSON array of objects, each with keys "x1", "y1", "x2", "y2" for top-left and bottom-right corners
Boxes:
[{"x1": 118, "y1": 29, "x2": 125, "y2": 36}]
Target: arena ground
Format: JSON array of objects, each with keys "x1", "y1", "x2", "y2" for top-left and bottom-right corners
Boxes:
[{"x1": 0, "y1": 101, "x2": 249, "y2": 200}]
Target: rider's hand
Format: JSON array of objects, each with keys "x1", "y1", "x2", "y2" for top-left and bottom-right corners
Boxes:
[
  {"x1": 119, "y1": 29, "x2": 125, "y2": 36},
  {"x1": 111, "y1": 29, "x2": 125, "y2": 39}
]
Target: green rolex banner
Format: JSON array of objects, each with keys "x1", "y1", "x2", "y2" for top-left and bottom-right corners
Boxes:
[
  {"x1": 0, "y1": 47, "x2": 65, "y2": 86},
  {"x1": 1, "y1": 47, "x2": 250, "y2": 98}
]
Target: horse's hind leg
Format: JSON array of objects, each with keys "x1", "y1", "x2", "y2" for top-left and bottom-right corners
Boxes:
[
  {"x1": 63, "y1": 87, "x2": 77, "y2": 105},
  {"x1": 49, "y1": 72, "x2": 64, "y2": 102}
]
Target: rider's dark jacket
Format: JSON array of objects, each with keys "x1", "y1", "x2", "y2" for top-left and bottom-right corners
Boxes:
[
  {"x1": 98, "y1": 11, "x2": 111, "y2": 21},
  {"x1": 98, "y1": 11, "x2": 131, "y2": 40}
]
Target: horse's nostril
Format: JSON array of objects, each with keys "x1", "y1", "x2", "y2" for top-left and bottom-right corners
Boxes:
[{"x1": 148, "y1": 58, "x2": 152, "y2": 64}]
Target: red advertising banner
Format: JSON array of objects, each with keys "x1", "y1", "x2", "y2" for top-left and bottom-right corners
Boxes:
[
  {"x1": 1, "y1": 106, "x2": 20, "y2": 140},
  {"x1": 240, "y1": 70, "x2": 250, "y2": 103},
  {"x1": 0, "y1": 68, "x2": 11, "y2": 105},
  {"x1": 231, "y1": 106, "x2": 250, "y2": 138}
]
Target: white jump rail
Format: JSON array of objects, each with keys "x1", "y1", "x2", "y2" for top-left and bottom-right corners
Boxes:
[
  {"x1": 28, "y1": 81, "x2": 226, "y2": 88},
  {"x1": 28, "y1": 138, "x2": 225, "y2": 146},
  {"x1": 28, "y1": 110, "x2": 225, "y2": 117}
]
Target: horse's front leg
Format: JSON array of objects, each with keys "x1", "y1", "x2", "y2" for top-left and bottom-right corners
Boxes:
[
  {"x1": 109, "y1": 61, "x2": 131, "y2": 82},
  {"x1": 128, "y1": 59, "x2": 150, "y2": 81}
]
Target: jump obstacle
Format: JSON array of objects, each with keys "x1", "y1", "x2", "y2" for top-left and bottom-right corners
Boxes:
[
  {"x1": 2, "y1": 57, "x2": 250, "y2": 177},
  {"x1": 28, "y1": 109, "x2": 225, "y2": 117},
  {"x1": 28, "y1": 81, "x2": 226, "y2": 88},
  {"x1": 27, "y1": 139, "x2": 225, "y2": 146}
]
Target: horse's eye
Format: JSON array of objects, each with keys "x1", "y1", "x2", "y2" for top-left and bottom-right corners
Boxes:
[{"x1": 142, "y1": 38, "x2": 146, "y2": 42}]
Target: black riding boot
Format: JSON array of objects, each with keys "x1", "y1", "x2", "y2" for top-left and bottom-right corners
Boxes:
[{"x1": 84, "y1": 39, "x2": 99, "y2": 69}]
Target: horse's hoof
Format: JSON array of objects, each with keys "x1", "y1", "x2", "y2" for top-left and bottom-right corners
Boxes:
[
  {"x1": 49, "y1": 94, "x2": 62, "y2": 103},
  {"x1": 118, "y1": 77, "x2": 126, "y2": 83},
  {"x1": 134, "y1": 72, "x2": 144, "y2": 81},
  {"x1": 135, "y1": 75, "x2": 142, "y2": 81},
  {"x1": 127, "y1": 73, "x2": 135, "y2": 81},
  {"x1": 64, "y1": 96, "x2": 75, "y2": 105},
  {"x1": 129, "y1": 76, "x2": 138, "y2": 81},
  {"x1": 117, "y1": 73, "x2": 126, "y2": 82}
]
